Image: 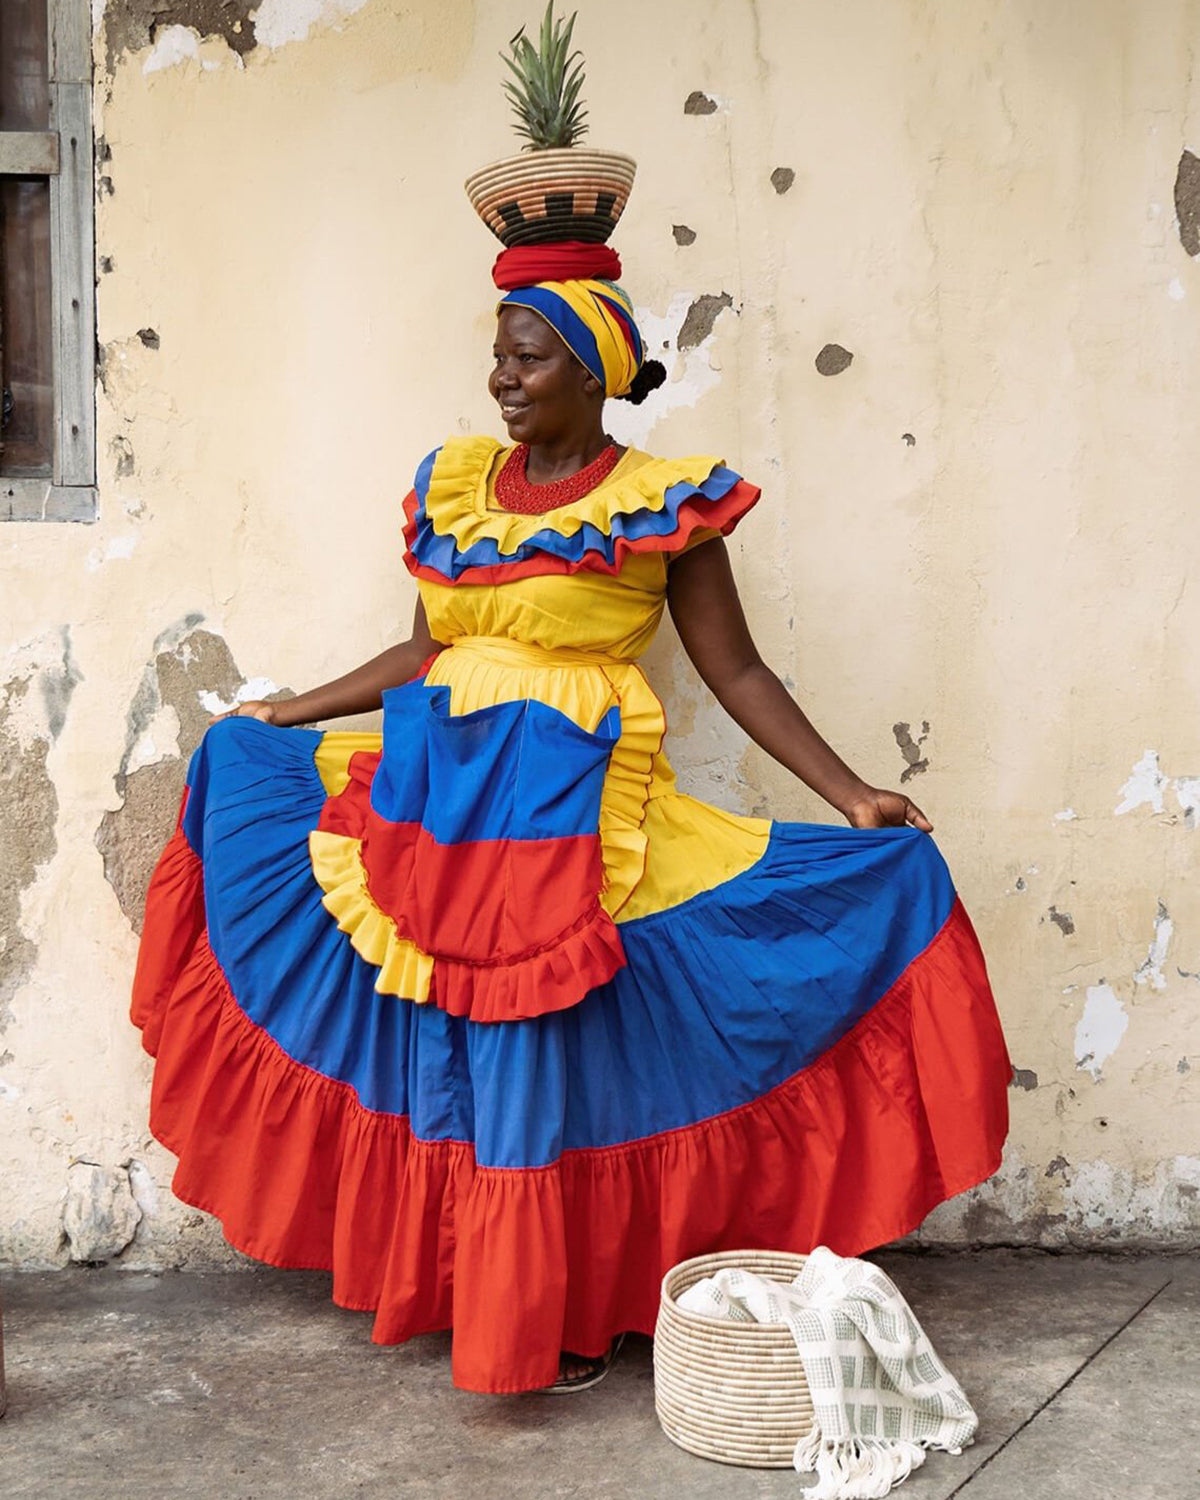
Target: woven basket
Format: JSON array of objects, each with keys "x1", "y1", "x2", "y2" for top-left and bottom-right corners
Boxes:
[
  {"x1": 653, "y1": 1250, "x2": 814, "y2": 1470},
  {"x1": 464, "y1": 147, "x2": 636, "y2": 247}
]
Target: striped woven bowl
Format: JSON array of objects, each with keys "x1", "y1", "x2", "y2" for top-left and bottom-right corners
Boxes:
[
  {"x1": 654, "y1": 1250, "x2": 814, "y2": 1469},
  {"x1": 464, "y1": 147, "x2": 636, "y2": 247}
]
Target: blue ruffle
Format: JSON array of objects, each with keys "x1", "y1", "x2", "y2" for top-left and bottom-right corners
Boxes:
[{"x1": 186, "y1": 718, "x2": 956, "y2": 1172}]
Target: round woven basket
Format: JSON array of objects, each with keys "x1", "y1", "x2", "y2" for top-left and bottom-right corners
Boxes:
[
  {"x1": 464, "y1": 147, "x2": 636, "y2": 247},
  {"x1": 653, "y1": 1250, "x2": 813, "y2": 1470}
]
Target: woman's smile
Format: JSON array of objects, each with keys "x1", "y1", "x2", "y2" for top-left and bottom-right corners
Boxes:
[{"x1": 488, "y1": 304, "x2": 602, "y2": 447}]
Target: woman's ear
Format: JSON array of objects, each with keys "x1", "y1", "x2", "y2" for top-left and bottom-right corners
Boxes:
[{"x1": 581, "y1": 372, "x2": 604, "y2": 397}]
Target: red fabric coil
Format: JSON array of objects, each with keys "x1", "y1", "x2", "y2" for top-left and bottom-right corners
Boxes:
[{"x1": 492, "y1": 242, "x2": 623, "y2": 290}]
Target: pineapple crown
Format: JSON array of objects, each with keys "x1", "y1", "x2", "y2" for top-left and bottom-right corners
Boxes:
[{"x1": 502, "y1": 3, "x2": 589, "y2": 151}]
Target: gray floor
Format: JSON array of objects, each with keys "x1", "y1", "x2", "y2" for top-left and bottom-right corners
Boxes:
[{"x1": 2, "y1": 1251, "x2": 1197, "y2": 1499}]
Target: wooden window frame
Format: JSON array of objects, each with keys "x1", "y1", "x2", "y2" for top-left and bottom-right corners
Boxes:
[{"x1": 1, "y1": 0, "x2": 95, "y2": 522}]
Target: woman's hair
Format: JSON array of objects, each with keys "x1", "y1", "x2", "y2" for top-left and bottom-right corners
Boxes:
[{"x1": 618, "y1": 358, "x2": 667, "y2": 405}]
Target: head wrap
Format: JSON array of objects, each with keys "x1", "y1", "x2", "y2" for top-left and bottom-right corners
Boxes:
[
  {"x1": 492, "y1": 243, "x2": 646, "y2": 400},
  {"x1": 497, "y1": 279, "x2": 645, "y2": 398},
  {"x1": 492, "y1": 242, "x2": 623, "y2": 290}
]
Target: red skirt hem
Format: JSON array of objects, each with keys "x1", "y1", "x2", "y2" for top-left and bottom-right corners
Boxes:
[{"x1": 131, "y1": 830, "x2": 1009, "y2": 1393}]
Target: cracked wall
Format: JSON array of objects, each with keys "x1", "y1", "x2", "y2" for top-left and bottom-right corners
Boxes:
[
  {"x1": 3, "y1": 0, "x2": 1200, "y2": 1267},
  {"x1": 0, "y1": 635, "x2": 78, "y2": 1030},
  {"x1": 95, "y1": 621, "x2": 263, "y2": 933}
]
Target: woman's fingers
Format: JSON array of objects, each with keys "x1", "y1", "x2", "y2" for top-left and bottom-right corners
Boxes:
[
  {"x1": 211, "y1": 701, "x2": 276, "y2": 725},
  {"x1": 904, "y1": 797, "x2": 934, "y2": 832}
]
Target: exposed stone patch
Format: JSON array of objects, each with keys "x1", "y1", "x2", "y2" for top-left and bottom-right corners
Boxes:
[
  {"x1": 683, "y1": 90, "x2": 717, "y2": 115},
  {"x1": 1045, "y1": 1155, "x2": 1070, "y2": 1178},
  {"x1": 1011, "y1": 1067, "x2": 1039, "y2": 1091},
  {"x1": 677, "y1": 292, "x2": 733, "y2": 351},
  {"x1": 672, "y1": 224, "x2": 697, "y2": 246},
  {"x1": 0, "y1": 695, "x2": 58, "y2": 1030},
  {"x1": 1174, "y1": 149, "x2": 1200, "y2": 257},
  {"x1": 96, "y1": 621, "x2": 241, "y2": 933},
  {"x1": 815, "y1": 343, "x2": 854, "y2": 376},
  {"x1": 1133, "y1": 899, "x2": 1172, "y2": 991},
  {"x1": 902, "y1": 432, "x2": 916, "y2": 446},
  {"x1": 0, "y1": 634, "x2": 79, "y2": 1029},
  {"x1": 99, "y1": 256, "x2": 115, "y2": 275},
  {"x1": 103, "y1": 2, "x2": 259, "y2": 74},
  {"x1": 111, "y1": 434, "x2": 136, "y2": 479},
  {"x1": 1179, "y1": 1057, "x2": 1191, "y2": 1073},
  {"x1": 770, "y1": 166, "x2": 795, "y2": 194},
  {"x1": 62, "y1": 1162, "x2": 143, "y2": 1263},
  {"x1": 892, "y1": 720, "x2": 929, "y2": 782},
  {"x1": 1046, "y1": 904, "x2": 1075, "y2": 935},
  {"x1": 137, "y1": 328, "x2": 161, "y2": 350}
]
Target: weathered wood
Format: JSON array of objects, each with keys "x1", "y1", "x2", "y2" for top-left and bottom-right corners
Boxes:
[
  {"x1": 49, "y1": 0, "x2": 91, "y2": 85},
  {"x1": 49, "y1": 80, "x2": 94, "y2": 489},
  {"x1": 0, "y1": 131, "x2": 60, "y2": 175},
  {"x1": 0, "y1": 0, "x2": 96, "y2": 519},
  {"x1": 1, "y1": 477, "x2": 97, "y2": 522}
]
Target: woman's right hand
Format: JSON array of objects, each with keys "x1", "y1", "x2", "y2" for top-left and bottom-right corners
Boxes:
[{"x1": 214, "y1": 700, "x2": 279, "y2": 725}]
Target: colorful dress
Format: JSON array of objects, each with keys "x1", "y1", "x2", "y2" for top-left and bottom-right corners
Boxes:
[{"x1": 132, "y1": 437, "x2": 1010, "y2": 1393}]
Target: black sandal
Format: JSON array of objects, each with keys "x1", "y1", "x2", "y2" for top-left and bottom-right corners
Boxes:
[{"x1": 543, "y1": 1332, "x2": 626, "y2": 1394}]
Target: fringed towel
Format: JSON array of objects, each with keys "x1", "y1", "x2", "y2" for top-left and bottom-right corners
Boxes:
[{"x1": 676, "y1": 1247, "x2": 977, "y2": 1497}]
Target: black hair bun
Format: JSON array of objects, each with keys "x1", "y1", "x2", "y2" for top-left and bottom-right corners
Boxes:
[{"x1": 619, "y1": 359, "x2": 667, "y2": 405}]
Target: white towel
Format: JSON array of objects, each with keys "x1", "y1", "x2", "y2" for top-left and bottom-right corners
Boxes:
[{"x1": 676, "y1": 1247, "x2": 977, "y2": 1498}]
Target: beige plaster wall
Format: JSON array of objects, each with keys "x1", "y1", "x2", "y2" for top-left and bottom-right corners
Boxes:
[{"x1": 2, "y1": 0, "x2": 1198, "y2": 1268}]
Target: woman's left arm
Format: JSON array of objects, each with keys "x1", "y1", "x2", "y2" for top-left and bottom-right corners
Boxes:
[{"x1": 666, "y1": 538, "x2": 933, "y2": 831}]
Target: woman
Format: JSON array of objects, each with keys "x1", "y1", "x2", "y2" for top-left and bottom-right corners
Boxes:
[{"x1": 132, "y1": 261, "x2": 1009, "y2": 1395}]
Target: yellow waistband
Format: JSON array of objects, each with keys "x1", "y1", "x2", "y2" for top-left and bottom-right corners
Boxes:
[{"x1": 445, "y1": 635, "x2": 634, "y2": 670}]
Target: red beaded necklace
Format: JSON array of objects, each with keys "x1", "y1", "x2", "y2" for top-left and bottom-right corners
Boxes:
[{"x1": 493, "y1": 442, "x2": 621, "y2": 514}]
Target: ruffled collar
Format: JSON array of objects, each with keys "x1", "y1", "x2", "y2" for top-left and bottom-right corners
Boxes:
[{"x1": 403, "y1": 435, "x2": 759, "y2": 585}]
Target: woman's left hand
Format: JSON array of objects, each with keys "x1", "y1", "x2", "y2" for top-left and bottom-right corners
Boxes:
[{"x1": 841, "y1": 787, "x2": 933, "y2": 832}]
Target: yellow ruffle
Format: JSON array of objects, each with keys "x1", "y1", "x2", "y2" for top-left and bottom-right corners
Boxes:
[
  {"x1": 618, "y1": 792, "x2": 771, "y2": 922},
  {"x1": 313, "y1": 732, "x2": 383, "y2": 798},
  {"x1": 422, "y1": 437, "x2": 726, "y2": 559},
  {"x1": 308, "y1": 829, "x2": 433, "y2": 1002}
]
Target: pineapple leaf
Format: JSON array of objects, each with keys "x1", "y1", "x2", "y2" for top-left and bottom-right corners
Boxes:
[{"x1": 500, "y1": 3, "x2": 589, "y2": 150}]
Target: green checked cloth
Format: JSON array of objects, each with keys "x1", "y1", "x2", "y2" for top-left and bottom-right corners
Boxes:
[{"x1": 675, "y1": 1247, "x2": 977, "y2": 1497}]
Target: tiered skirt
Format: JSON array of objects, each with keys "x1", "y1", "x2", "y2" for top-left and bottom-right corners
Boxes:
[{"x1": 132, "y1": 673, "x2": 1009, "y2": 1393}]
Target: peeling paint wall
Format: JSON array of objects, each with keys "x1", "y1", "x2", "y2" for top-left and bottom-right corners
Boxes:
[{"x1": 2, "y1": 0, "x2": 1199, "y2": 1267}]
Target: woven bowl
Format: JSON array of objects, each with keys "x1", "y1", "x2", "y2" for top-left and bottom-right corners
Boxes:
[
  {"x1": 464, "y1": 147, "x2": 636, "y2": 247},
  {"x1": 653, "y1": 1250, "x2": 813, "y2": 1470}
]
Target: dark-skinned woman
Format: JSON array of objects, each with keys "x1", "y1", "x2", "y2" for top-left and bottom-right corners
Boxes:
[{"x1": 131, "y1": 249, "x2": 1010, "y2": 1396}]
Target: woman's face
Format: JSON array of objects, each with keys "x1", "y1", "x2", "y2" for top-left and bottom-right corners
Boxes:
[{"x1": 489, "y1": 305, "x2": 602, "y2": 446}]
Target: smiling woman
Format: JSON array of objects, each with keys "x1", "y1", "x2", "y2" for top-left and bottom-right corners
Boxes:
[
  {"x1": 489, "y1": 304, "x2": 608, "y2": 468},
  {"x1": 129, "y1": 11, "x2": 1009, "y2": 1401}
]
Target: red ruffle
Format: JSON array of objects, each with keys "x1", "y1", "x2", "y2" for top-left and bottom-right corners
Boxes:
[
  {"x1": 133, "y1": 830, "x2": 1009, "y2": 1394},
  {"x1": 316, "y1": 750, "x2": 627, "y2": 1021}
]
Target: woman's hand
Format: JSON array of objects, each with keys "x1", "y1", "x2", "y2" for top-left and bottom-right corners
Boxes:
[
  {"x1": 841, "y1": 787, "x2": 933, "y2": 832},
  {"x1": 214, "y1": 700, "x2": 279, "y2": 725},
  {"x1": 207, "y1": 600, "x2": 441, "y2": 730}
]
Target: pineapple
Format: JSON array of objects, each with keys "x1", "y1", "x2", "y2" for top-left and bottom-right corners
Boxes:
[{"x1": 502, "y1": 3, "x2": 589, "y2": 151}]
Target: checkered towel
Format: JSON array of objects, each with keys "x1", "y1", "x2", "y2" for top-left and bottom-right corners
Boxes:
[{"x1": 676, "y1": 1247, "x2": 977, "y2": 1497}]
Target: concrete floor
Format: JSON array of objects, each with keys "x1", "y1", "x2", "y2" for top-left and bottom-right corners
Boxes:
[{"x1": 2, "y1": 1251, "x2": 1197, "y2": 1499}]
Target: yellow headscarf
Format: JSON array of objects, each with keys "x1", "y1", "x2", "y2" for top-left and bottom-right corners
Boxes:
[{"x1": 497, "y1": 278, "x2": 645, "y2": 399}]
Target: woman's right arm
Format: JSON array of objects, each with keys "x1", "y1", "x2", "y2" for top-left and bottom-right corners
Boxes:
[{"x1": 224, "y1": 599, "x2": 441, "y2": 727}]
